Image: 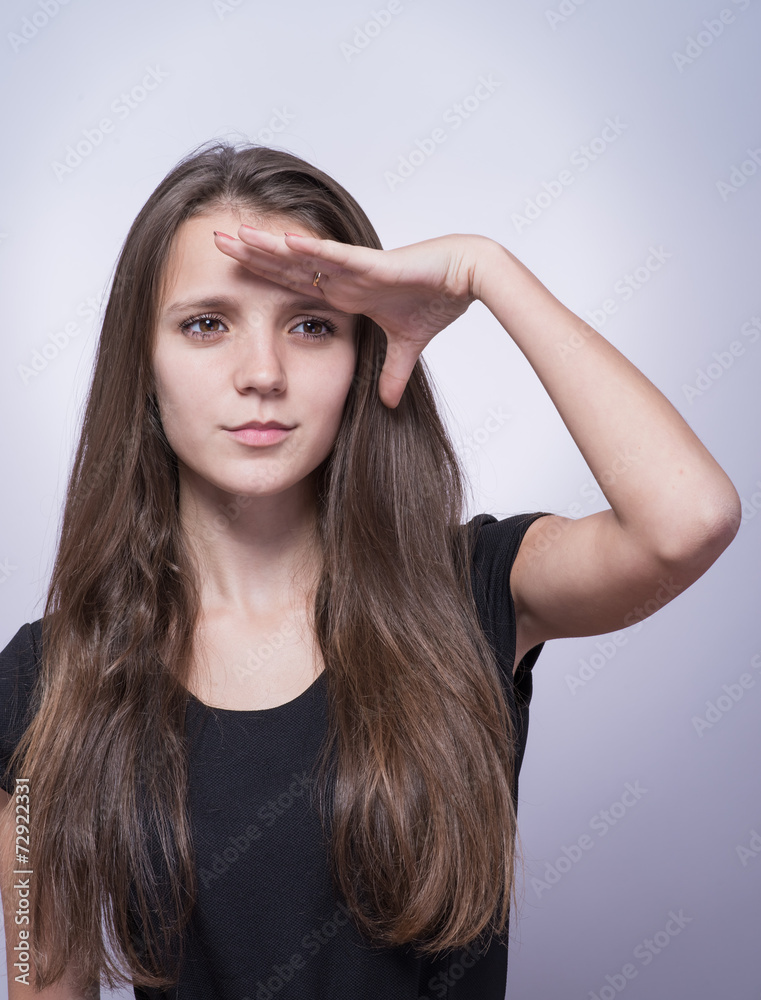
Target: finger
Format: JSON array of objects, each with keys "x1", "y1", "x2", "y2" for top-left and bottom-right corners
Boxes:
[
  {"x1": 215, "y1": 230, "x2": 332, "y2": 286},
  {"x1": 282, "y1": 232, "x2": 378, "y2": 274},
  {"x1": 377, "y1": 340, "x2": 421, "y2": 410},
  {"x1": 214, "y1": 232, "x2": 320, "y2": 289},
  {"x1": 238, "y1": 226, "x2": 382, "y2": 281},
  {"x1": 215, "y1": 227, "x2": 300, "y2": 265},
  {"x1": 236, "y1": 225, "x2": 291, "y2": 255}
]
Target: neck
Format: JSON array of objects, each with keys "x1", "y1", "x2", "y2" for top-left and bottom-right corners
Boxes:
[{"x1": 178, "y1": 465, "x2": 322, "y2": 618}]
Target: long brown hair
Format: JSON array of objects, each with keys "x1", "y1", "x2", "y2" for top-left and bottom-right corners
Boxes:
[{"x1": 5, "y1": 140, "x2": 523, "y2": 993}]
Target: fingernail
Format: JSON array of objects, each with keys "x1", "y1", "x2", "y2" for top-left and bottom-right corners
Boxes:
[
  {"x1": 284, "y1": 231, "x2": 303, "y2": 237},
  {"x1": 239, "y1": 224, "x2": 258, "y2": 231},
  {"x1": 213, "y1": 231, "x2": 235, "y2": 239}
]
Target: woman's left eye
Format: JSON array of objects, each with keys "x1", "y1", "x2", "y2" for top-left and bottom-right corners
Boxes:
[{"x1": 291, "y1": 318, "x2": 337, "y2": 340}]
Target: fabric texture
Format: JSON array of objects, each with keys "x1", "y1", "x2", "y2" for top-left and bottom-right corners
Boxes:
[{"x1": 0, "y1": 511, "x2": 550, "y2": 999}]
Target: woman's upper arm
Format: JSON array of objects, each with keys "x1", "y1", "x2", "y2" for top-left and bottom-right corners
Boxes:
[
  {"x1": 511, "y1": 508, "x2": 733, "y2": 653},
  {"x1": 1, "y1": 790, "x2": 100, "y2": 1000}
]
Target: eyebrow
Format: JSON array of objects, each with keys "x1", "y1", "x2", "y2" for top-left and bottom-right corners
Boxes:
[{"x1": 162, "y1": 294, "x2": 350, "y2": 318}]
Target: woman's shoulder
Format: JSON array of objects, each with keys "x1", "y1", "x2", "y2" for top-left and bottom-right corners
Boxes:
[
  {"x1": 0, "y1": 619, "x2": 44, "y2": 793},
  {"x1": 465, "y1": 510, "x2": 553, "y2": 568},
  {"x1": 0, "y1": 619, "x2": 42, "y2": 671},
  {"x1": 0, "y1": 618, "x2": 44, "y2": 720},
  {"x1": 465, "y1": 510, "x2": 552, "y2": 663}
]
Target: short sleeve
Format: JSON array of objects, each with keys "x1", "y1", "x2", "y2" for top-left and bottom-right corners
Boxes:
[
  {"x1": 0, "y1": 622, "x2": 42, "y2": 794},
  {"x1": 466, "y1": 511, "x2": 553, "y2": 801}
]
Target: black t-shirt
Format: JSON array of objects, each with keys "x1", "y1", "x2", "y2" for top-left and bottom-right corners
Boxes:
[{"x1": 0, "y1": 511, "x2": 549, "y2": 1000}]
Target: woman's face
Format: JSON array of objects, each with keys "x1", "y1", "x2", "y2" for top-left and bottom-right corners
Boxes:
[{"x1": 152, "y1": 209, "x2": 357, "y2": 504}]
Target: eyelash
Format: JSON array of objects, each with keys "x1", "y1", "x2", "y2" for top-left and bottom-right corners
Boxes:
[{"x1": 178, "y1": 312, "x2": 338, "y2": 342}]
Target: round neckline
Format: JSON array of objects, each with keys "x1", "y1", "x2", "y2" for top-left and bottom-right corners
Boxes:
[{"x1": 185, "y1": 668, "x2": 326, "y2": 715}]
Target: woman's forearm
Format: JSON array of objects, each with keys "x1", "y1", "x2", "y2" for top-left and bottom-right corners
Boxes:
[{"x1": 473, "y1": 240, "x2": 741, "y2": 561}]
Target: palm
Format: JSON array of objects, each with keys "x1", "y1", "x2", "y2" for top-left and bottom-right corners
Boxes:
[{"x1": 214, "y1": 226, "x2": 490, "y2": 408}]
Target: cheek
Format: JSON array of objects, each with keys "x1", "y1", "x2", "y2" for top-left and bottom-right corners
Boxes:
[
  {"x1": 153, "y1": 361, "x2": 181, "y2": 430},
  {"x1": 152, "y1": 354, "x2": 209, "y2": 440},
  {"x1": 309, "y1": 354, "x2": 356, "y2": 422}
]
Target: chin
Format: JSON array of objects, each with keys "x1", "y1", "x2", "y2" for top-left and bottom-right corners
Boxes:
[{"x1": 218, "y1": 467, "x2": 316, "y2": 500}]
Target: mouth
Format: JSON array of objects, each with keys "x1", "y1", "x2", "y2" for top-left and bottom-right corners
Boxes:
[
  {"x1": 224, "y1": 422, "x2": 295, "y2": 447},
  {"x1": 225, "y1": 420, "x2": 295, "y2": 431}
]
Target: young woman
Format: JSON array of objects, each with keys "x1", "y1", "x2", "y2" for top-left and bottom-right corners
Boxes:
[{"x1": 0, "y1": 141, "x2": 740, "y2": 1000}]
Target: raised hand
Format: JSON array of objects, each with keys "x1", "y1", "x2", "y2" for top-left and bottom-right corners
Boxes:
[{"x1": 213, "y1": 225, "x2": 496, "y2": 408}]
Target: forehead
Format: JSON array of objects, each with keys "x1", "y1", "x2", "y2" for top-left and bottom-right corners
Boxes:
[{"x1": 159, "y1": 209, "x2": 316, "y2": 309}]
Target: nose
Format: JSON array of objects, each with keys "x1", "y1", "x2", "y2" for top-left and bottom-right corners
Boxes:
[{"x1": 232, "y1": 322, "x2": 287, "y2": 396}]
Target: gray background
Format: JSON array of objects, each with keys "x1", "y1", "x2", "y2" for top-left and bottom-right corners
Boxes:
[{"x1": 1, "y1": 0, "x2": 759, "y2": 997}]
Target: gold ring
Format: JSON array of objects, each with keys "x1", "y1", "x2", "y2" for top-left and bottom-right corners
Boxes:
[{"x1": 312, "y1": 271, "x2": 322, "y2": 287}]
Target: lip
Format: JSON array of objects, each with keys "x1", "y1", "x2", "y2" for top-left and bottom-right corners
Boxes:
[
  {"x1": 225, "y1": 425, "x2": 293, "y2": 447},
  {"x1": 226, "y1": 420, "x2": 294, "y2": 431}
]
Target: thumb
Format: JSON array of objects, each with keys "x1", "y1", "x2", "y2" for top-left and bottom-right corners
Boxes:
[{"x1": 377, "y1": 339, "x2": 420, "y2": 410}]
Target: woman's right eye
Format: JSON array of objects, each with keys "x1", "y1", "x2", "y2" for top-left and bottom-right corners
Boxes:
[{"x1": 179, "y1": 313, "x2": 228, "y2": 340}]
